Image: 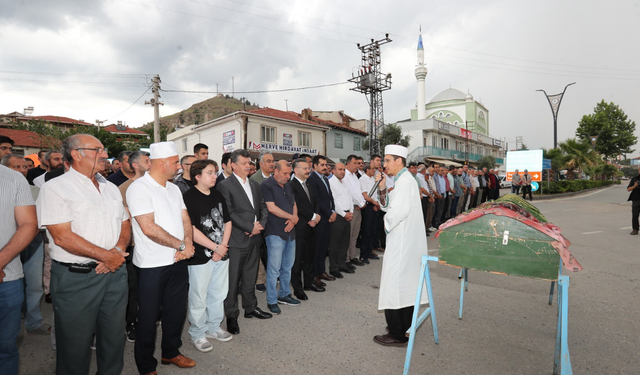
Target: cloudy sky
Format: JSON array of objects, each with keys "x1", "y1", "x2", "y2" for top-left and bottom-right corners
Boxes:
[{"x1": 2, "y1": 0, "x2": 640, "y2": 155}]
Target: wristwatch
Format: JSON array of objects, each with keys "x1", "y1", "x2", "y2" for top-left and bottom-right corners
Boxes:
[{"x1": 177, "y1": 241, "x2": 186, "y2": 252}]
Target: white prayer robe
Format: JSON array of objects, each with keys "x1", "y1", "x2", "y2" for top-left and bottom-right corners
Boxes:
[{"x1": 378, "y1": 167, "x2": 429, "y2": 310}]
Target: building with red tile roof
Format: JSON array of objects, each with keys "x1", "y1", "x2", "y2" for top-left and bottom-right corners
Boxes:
[{"x1": 0, "y1": 128, "x2": 58, "y2": 155}]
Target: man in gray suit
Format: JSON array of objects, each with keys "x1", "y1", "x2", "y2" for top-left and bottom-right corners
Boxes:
[{"x1": 217, "y1": 149, "x2": 272, "y2": 335}]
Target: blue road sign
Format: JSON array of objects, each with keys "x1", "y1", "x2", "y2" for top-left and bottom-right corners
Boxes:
[
  {"x1": 543, "y1": 159, "x2": 551, "y2": 170},
  {"x1": 531, "y1": 181, "x2": 539, "y2": 192}
]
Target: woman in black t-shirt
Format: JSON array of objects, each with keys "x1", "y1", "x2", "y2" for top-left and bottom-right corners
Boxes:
[{"x1": 183, "y1": 160, "x2": 233, "y2": 352}]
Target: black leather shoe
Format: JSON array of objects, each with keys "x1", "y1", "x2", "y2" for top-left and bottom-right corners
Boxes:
[
  {"x1": 350, "y1": 258, "x2": 365, "y2": 266},
  {"x1": 304, "y1": 283, "x2": 326, "y2": 292},
  {"x1": 227, "y1": 318, "x2": 239, "y2": 335},
  {"x1": 294, "y1": 290, "x2": 308, "y2": 300},
  {"x1": 244, "y1": 307, "x2": 272, "y2": 319},
  {"x1": 347, "y1": 263, "x2": 356, "y2": 271},
  {"x1": 339, "y1": 267, "x2": 355, "y2": 274},
  {"x1": 318, "y1": 272, "x2": 336, "y2": 281},
  {"x1": 373, "y1": 334, "x2": 408, "y2": 347},
  {"x1": 330, "y1": 271, "x2": 344, "y2": 279}
]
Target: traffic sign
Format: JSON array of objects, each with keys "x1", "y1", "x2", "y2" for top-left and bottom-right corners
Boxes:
[
  {"x1": 531, "y1": 181, "x2": 539, "y2": 192},
  {"x1": 507, "y1": 171, "x2": 542, "y2": 182},
  {"x1": 543, "y1": 159, "x2": 551, "y2": 170}
]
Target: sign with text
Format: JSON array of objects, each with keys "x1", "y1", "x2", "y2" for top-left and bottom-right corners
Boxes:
[
  {"x1": 460, "y1": 128, "x2": 472, "y2": 139},
  {"x1": 222, "y1": 130, "x2": 235, "y2": 145},
  {"x1": 506, "y1": 150, "x2": 543, "y2": 182},
  {"x1": 283, "y1": 133, "x2": 292, "y2": 147},
  {"x1": 543, "y1": 159, "x2": 551, "y2": 170},
  {"x1": 259, "y1": 142, "x2": 318, "y2": 155}
]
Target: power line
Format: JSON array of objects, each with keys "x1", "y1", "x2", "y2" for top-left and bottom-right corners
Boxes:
[
  {"x1": 0, "y1": 70, "x2": 152, "y2": 77},
  {"x1": 161, "y1": 81, "x2": 349, "y2": 94},
  {"x1": 105, "y1": 86, "x2": 152, "y2": 121}
]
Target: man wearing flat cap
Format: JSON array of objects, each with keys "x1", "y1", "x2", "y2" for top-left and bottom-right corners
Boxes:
[
  {"x1": 127, "y1": 141, "x2": 197, "y2": 374},
  {"x1": 372, "y1": 145, "x2": 429, "y2": 347}
]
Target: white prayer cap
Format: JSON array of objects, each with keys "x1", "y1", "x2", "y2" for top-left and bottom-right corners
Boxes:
[
  {"x1": 384, "y1": 144, "x2": 408, "y2": 159},
  {"x1": 150, "y1": 141, "x2": 178, "y2": 159}
]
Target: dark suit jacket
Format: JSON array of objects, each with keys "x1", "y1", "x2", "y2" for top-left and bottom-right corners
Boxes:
[
  {"x1": 307, "y1": 171, "x2": 334, "y2": 224},
  {"x1": 217, "y1": 174, "x2": 269, "y2": 248},
  {"x1": 289, "y1": 177, "x2": 319, "y2": 237},
  {"x1": 216, "y1": 172, "x2": 227, "y2": 186}
]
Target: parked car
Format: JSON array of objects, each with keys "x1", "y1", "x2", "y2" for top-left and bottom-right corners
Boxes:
[{"x1": 499, "y1": 175, "x2": 512, "y2": 189}]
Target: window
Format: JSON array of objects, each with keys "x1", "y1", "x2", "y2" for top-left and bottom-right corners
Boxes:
[
  {"x1": 438, "y1": 111, "x2": 444, "y2": 118},
  {"x1": 478, "y1": 147, "x2": 484, "y2": 155},
  {"x1": 299, "y1": 131, "x2": 311, "y2": 147},
  {"x1": 334, "y1": 133, "x2": 343, "y2": 149},
  {"x1": 261, "y1": 126, "x2": 276, "y2": 143},
  {"x1": 440, "y1": 138, "x2": 449, "y2": 150},
  {"x1": 431, "y1": 115, "x2": 437, "y2": 119},
  {"x1": 454, "y1": 121, "x2": 459, "y2": 126},
  {"x1": 423, "y1": 138, "x2": 427, "y2": 147},
  {"x1": 354, "y1": 137, "x2": 361, "y2": 151},
  {"x1": 446, "y1": 113, "x2": 452, "y2": 118},
  {"x1": 182, "y1": 139, "x2": 187, "y2": 152},
  {"x1": 432, "y1": 135, "x2": 437, "y2": 146}
]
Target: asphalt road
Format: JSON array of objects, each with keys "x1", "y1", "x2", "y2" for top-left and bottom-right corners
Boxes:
[{"x1": 17, "y1": 184, "x2": 639, "y2": 374}]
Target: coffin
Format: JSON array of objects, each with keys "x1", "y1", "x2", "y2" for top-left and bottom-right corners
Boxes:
[{"x1": 435, "y1": 194, "x2": 582, "y2": 281}]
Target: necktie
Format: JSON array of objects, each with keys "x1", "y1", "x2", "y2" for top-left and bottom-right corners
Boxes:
[{"x1": 302, "y1": 180, "x2": 311, "y2": 202}]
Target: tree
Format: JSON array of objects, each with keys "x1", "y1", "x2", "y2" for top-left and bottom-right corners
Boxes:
[
  {"x1": 12, "y1": 119, "x2": 130, "y2": 157},
  {"x1": 363, "y1": 123, "x2": 411, "y2": 153},
  {"x1": 542, "y1": 147, "x2": 569, "y2": 181},
  {"x1": 476, "y1": 155, "x2": 496, "y2": 171},
  {"x1": 558, "y1": 138, "x2": 599, "y2": 179},
  {"x1": 576, "y1": 100, "x2": 637, "y2": 158}
]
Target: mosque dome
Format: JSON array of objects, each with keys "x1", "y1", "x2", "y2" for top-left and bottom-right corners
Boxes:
[{"x1": 428, "y1": 88, "x2": 467, "y2": 103}]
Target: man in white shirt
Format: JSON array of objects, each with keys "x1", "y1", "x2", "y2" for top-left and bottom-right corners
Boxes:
[
  {"x1": 250, "y1": 151, "x2": 274, "y2": 292},
  {"x1": 417, "y1": 164, "x2": 434, "y2": 233},
  {"x1": 127, "y1": 141, "x2": 196, "y2": 374},
  {"x1": 344, "y1": 155, "x2": 366, "y2": 266},
  {"x1": 328, "y1": 163, "x2": 355, "y2": 279},
  {"x1": 36, "y1": 134, "x2": 130, "y2": 375}
]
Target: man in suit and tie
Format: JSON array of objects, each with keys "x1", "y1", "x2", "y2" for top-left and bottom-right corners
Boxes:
[
  {"x1": 289, "y1": 158, "x2": 324, "y2": 300},
  {"x1": 217, "y1": 149, "x2": 272, "y2": 336},
  {"x1": 306, "y1": 155, "x2": 337, "y2": 288}
]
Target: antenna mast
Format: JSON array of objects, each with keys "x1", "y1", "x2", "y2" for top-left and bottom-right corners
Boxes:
[{"x1": 348, "y1": 34, "x2": 392, "y2": 156}]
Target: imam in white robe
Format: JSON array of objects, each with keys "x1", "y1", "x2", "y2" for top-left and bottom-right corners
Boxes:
[{"x1": 378, "y1": 167, "x2": 429, "y2": 310}]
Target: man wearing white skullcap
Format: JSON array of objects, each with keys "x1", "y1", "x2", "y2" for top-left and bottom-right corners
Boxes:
[
  {"x1": 127, "y1": 141, "x2": 197, "y2": 373},
  {"x1": 371, "y1": 144, "x2": 429, "y2": 347}
]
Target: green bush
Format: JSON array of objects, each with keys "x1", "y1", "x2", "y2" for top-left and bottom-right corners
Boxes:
[{"x1": 539, "y1": 180, "x2": 614, "y2": 194}]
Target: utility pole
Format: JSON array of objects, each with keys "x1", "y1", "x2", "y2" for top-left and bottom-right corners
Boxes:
[
  {"x1": 145, "y1": 75, "x2": 164, "y2": 143},
  {"x1": 232, "y1": 76, "x2": 235, "y2": 98},
  {"x1": 515, "y1": 136, "x2": 523, "y2": 150},
  {"x1": 537, "y1": 82, "x2": 575, "y2": 149},
  {"x1": 348, "y1": 34, "x2": 393, "y2": 156},
  {"x1": 464, "y1": 121, "x2": 469, "y2": 164}
]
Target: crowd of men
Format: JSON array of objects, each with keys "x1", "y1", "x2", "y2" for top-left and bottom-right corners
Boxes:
[{"x1": 0, "y1": 133, "x2": 507, "y2": 375}]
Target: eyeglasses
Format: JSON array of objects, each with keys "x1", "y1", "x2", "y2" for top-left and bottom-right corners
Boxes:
[{"x1": 76, "y1": 147, "x2": 108, "y2": 154}]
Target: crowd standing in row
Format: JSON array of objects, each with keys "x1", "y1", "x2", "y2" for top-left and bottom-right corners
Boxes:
[{"x1": 0, "y1": 133, "x2": 504, "y2": 374}]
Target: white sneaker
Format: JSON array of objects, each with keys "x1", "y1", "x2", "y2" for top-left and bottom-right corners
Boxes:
[
  {"x1": 192, "y1": 337, "x2": 213, "y2": 352},
  {"x1": 428, "y1": 227, "x2": 437, "y2": 232},
  {"x1": 206, "y1": 328, "x2": 233, "y2": 342}
]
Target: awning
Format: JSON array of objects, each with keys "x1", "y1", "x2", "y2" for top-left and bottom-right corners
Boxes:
[{"x1": 423, "y1": 157, "x2": 463, "y2": 167}]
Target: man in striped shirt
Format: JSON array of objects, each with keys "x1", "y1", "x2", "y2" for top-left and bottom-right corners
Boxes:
[{"x1": 0, "y1": 164, "x2": 39, "y2": 374}]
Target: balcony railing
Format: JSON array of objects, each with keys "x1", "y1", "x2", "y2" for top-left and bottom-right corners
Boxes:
[{"x1": 408, "y1": 146, "x2": 504, "y2": 165}]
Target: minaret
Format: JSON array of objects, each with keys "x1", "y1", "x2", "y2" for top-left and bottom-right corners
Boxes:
[{"x1": 415, "y1": 29, "x2": 428, "y2": 120}]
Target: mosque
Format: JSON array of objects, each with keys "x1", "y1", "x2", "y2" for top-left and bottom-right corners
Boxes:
[{"x1": 399, "y1": 33, "x2": 504, "y2": 166}]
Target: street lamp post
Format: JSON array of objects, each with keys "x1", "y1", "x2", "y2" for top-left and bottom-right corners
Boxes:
[{"x1": 537, "y1": 82, "x2": 575, "y2": 149}]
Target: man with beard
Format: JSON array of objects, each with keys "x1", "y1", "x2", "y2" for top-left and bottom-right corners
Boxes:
[
  {"x1": 107, "y1": 151, "x2": 134, "y2": 187},
  {"x1": 33, "y1": 151, "x2": 63, "y2": 187}
]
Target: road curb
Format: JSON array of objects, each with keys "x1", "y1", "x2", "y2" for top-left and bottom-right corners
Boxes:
[{"x1": 531, "y1": 184, "x2": 618, "y2": 201}]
